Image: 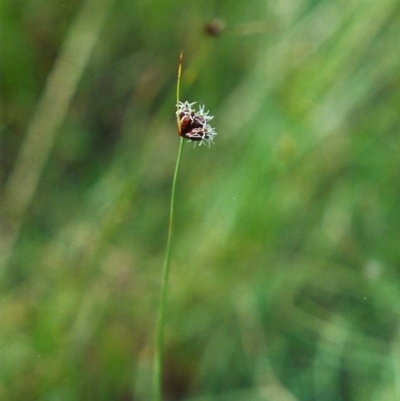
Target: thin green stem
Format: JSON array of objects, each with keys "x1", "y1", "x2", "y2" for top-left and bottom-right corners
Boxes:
[{"x1": 152, "y1": 136, "x2": 185, "y2": 401}]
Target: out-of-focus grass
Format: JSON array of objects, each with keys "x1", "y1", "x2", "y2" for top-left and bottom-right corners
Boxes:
[{"x1": 1, "y1": 0, "x2": 400, "y2": 400}]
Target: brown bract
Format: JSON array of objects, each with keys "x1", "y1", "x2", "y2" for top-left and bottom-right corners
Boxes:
[{"x1": 176, "y1": 101, "x2": 217, "y2": 147}]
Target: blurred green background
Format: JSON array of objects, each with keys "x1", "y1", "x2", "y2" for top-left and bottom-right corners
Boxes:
[{"x1": 1, "y1": 0, "x2": 400, "y2": 400}]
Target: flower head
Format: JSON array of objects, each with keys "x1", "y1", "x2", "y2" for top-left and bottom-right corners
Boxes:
[{"x1": 176, "y1": 101, "x2": 217, "y2": 147}]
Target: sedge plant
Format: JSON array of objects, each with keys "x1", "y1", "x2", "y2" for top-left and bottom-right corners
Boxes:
[{"x1": 152, "y1": 52, "x2": 217, "y2": 401}]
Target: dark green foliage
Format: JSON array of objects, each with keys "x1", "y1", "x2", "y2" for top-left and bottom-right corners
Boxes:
[{"x1": 1, "y1": 0, "x2": 400, "y2": 400}]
